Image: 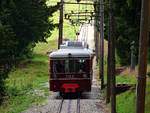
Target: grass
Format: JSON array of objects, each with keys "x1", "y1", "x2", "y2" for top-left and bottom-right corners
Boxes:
[
  {"x1": 116, "y1": 74, "x2": 136, "y2": 84},
  {"x1": 115, "y1": 69, "x2": 136, "y2": 113},
  {"x1": 116, "y1": 81, "x2": 150, "y2": 113},
  {"x1": 145, "y1": 82, "x2": 150, "y2": 113},
  {"x1": 103, "y1": 40, "x2": 150, "y2": 113},
  {"x1": 114, "y1": 67, "x2": 150, "y2": 113},
  {"x1": 117, "y1": 89, "x2": 136, "y2": 113},
  {"x1": 0, "y1": 59, "x2": 48, "y2": 113},
  {"x1": 0, "y1": 40, "x2": 57, "y2": 113}
]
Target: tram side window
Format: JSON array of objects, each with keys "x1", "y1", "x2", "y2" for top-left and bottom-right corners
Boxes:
[
  {"x1": 76, "y1": 59, "x2": 87, "y2": 73},
  {"x1": 69, "y1": 60, "x2": 75, "y2": 72},
  {"x1": 65, "y1": 60, "x2": 69, "y2": 73},
  {"x1": 65, "y1": 60, "x2": 75, "y2": 73},
  {"x1": 53, "y1": 60, "x2": 65, "y2": 73},
  {"x1": 52, "y1": 59, "x2": 89, "y2": 74}
]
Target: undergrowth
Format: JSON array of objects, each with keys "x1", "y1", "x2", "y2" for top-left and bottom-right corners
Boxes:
[
  {"x1": 115, "y1": 67, "x2": 150, "y2": 113},
  {"x1": 0, "y1": 40, "x2": 57, "y2": 113}
]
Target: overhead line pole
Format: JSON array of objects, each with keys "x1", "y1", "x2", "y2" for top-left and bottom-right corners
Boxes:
[
  {"x1": 106, "y1": 0, "x2": 111, "y2": 104},
  {"x1": 58, "y1": 0, "x2": 64, "y2": 49},
  {"x1": 99, "y1": 0, "x2": 104, "y2": 89},
  {"x1": 94, "y1": 20, "x2": 98, "y2": 63},
  {"x1": 107, "y1": 0, "x2": 116, "y2": 112},
  {"x1": 136, "y1": 0, "x2": 149, "y2": 113},
  {"x1": 93, "y1": 1, "x2": 99, "y2": 64},
  {"x1": 106, "y1": 19, "x2": 111, "y2": 103}
]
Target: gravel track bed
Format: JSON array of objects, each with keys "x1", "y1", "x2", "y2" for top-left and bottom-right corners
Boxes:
[{"x1": 22, "y1": 83, "x2": 107, "y2": 113}]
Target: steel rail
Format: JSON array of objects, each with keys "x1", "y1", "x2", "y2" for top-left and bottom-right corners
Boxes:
[
  {"x1": 57, "y1": 98, "x2": 64, "y2": 113},
  {"x1": 67, "y1": 99, "x2": 72, "y2": 113},
  {"x1": 77, "y1": 97, "x2": 80, "y2": 113}
]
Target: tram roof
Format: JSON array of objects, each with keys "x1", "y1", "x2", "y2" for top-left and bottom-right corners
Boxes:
[{"x1": 49, "y1": 48, "x2": 93, "y2": 58}]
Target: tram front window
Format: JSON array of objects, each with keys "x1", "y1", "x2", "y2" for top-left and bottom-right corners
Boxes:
[
  {"x1": 53, "y1": 60, "x2": 65, "y2": 73},
  {"x1": 52, "y1": 59, "x2": 89, "y2": 73}
]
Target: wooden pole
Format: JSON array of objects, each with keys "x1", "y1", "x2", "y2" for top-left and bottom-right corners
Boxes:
[
  {"x1": 106, "y1": 1, "x2": 110, "y2": 103},
  {"x1": 106, "y1": 22, "x2": 111, "y2": 103},
  {"x1": 93, "y1": 1, "x2": 99, "y2": 64},
  {"x1": 99, "y1": 0, "x2": 105, "y2": 89},
  {"x1": 108, "y1": 0, "x2": 116, "y2": 112},
  {"x1": 58, "y1": 0, "x2": 64, "y2": 49},
  {"x1": 136, "y1": 0, "x2": 149, "y2": 113},
  {"x1": 94, "y1": 20, "x2": 99, "y2": 63}
]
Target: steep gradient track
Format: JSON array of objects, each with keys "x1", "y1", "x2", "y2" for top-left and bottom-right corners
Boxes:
[
  {"x1": 57, "y1": 97, "x2": 81, "y2": 113},
  {"x1": 57, "y1": 98, "x2": 64, "y2": 113}
]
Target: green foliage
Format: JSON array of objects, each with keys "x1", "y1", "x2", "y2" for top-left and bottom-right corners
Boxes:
[
  {"x1": 0, "y1": 0, "x2": 58, "y2": 102},
  {"x1": 117, "y1": 90, "x2": 136, "y2": 113},
  {"x1": 0, "y1": 39, "x2": 57, "y2": 113},
  {"x1": 113, "y1": 66, "x2": 150, "y2": 113},
  {"x1": 0, "y1": 94, "x2": 45, "y2": 113},
  {"x1": 102, "y1": 0, "x2": 142, "y2": 65},
  {"x1": 116, "y1": 74, "x2": 136, "y2": 84},
  {"x1": 0, "y1": 0, "x2": 58, "y2": 57},
  {"x1": 113, "y1": 0, "x2": 141, "y2": 65},
  {"x1": 116, "y1": 82, "x2": 150, "y2": 113},
  {"x1": 0, "y1": 23, "x2": 17, "y2": 101},
  {"x1": 145, "y1": 83, "x2": 150, "y2": 113}
]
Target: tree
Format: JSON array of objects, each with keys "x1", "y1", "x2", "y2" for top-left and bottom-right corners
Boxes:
[
  {"x1": 0, "y1": 0, "x2": 59, "y2": 103},
  {"x1": 103, "y1": 0, "x2": 142, "y2": 65}
]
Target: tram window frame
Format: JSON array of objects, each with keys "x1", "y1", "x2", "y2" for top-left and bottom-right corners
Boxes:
[
  {"x1": 51, "y1": 58, "x2": 90, "y2": 74},
  {"x1": 52, "y1": 60, "x2": 65, "y2": 74}
]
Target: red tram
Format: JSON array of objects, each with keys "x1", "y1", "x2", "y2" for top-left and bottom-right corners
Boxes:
[{"x1": 49, "y1": 41, "x2": 94, "y2": 93}]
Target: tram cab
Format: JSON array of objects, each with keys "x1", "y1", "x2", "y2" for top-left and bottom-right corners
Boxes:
[{"x1": 49, "y1": 41, "x2": 94, "y2": 93}]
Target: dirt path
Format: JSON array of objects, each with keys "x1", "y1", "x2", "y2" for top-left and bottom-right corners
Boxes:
[{"x1": 21, "y1": 24, "x2": 109, "y2": 113}]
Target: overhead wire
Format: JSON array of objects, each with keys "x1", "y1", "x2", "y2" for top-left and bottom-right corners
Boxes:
[{"x1": 62, "y1": 0, "x2": 95, "y2": 42}]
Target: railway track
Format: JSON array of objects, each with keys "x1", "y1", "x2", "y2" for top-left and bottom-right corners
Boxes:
[
  {"x1": 57, "y1": 98, "x2": 64, "y2": 113},
  {"x1": 77, "y1": 98, "x2": 80, "y2": 113},
  {"x1": 57, "y1": 97, "x2": 81, "y2": 113}
]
